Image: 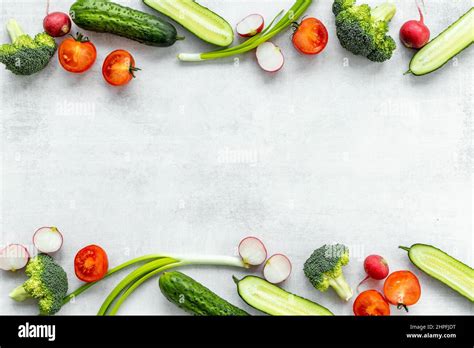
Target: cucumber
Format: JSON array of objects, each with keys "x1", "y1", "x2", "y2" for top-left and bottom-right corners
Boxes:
[
  {"x1": 234, "y1": 276, "x2": 333, "y2": 316},
  {"x1": 70, "y1": 0, "x2": 183, "y2": 47},
  {"x1": 400, "y1": 244, "x2": 474, "y2": 302},
  {"x1": 159, "y1": 271, "x2": 249, "y2": 316},
  {"x1": 408, "y1": 7, "x2": 474, "y2": 76},
  {"x1": 143, "y1": 0, "x2": 233, "y2": 47}
]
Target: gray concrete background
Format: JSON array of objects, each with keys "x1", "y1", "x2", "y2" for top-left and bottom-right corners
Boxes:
[{"x1": 0, "y1": 0, "x2": 472, "y2": 315}]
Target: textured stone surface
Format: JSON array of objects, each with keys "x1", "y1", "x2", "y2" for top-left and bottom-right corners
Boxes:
[{"x1": 0, "y1": 0, "x2": 472, "y2": 315}]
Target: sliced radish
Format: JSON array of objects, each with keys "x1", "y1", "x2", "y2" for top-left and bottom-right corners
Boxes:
[
  {"x1": 33, "y1": 227, "x2": 63, "y2": 253},
  {"x1": 263, "y1": 254, "x2": 292, "y2": 284},
  {"x1": 238, "y1": 236, "x2": 267, "y2": 266},
  {"x1": 256, "y1": 42, "x2": 284, "y2": 72},
  {"x1": 236, "y1": 14, "x2": 264, "y2": 37},
  {"x1": 0, "y1": 244, "x2": 30, "y2": 271}
]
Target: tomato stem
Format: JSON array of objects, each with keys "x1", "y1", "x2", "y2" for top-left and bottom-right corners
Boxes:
[
  {"x1": 397, "y1": 303, "x2": 409, "y2": 312},
  {"x1": 130, "y1": 66, "x2": 141, "y2": 78},
  {"x1": 291, "y1": 21, "x2": 300, "y2": 32},
  {"x1": 291, "y1": 14, "x2": 308, "y2": 31},
  {"x1": 70, "y1": 32, "x2": 90, "y2": 43}
]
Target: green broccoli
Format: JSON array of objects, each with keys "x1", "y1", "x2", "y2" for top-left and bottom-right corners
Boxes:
[
  {"x1": 0, "y1": 19, "x2": 56, "y2": 75},
  {"x1": 333, "y1": 0, "x2": 357, "y2": 16},
  {"x1": 9, "y1": 254, "x2": 68, "y2": 315},
  {"x1": 333, "y1": 0, "x2": 396, "y2": 62},
  {"x1": 303, "y1": 244, "x2": 353, "y2": 301}
]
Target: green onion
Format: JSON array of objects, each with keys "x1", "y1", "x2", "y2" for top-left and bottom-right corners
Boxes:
[
  {"x1": 63, "y1": 254, "x2": 247, "y2": 315},
  {"x1": 178, "y1": 0, "x2": 313, "y2": 62},
  {"x1": 62, "y1": 254, "x2": 164, "y2": 305},
  {"x1": 98, "y1": 255, "x2": 247, "y2": 315},
  {"x1": 105, "y1": 261, "x2": 182, "y2": 315},
  {"x1": 97, "y1": 257, "x2": 177, "y2": 315}
]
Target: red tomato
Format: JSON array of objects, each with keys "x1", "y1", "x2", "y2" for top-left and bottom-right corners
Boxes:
[
  {"x1": 353, "y1": 290, "x2": 390, "y2": 316},
  {"x1": 102, "y1": 50, "x2": 140, "y2": 86},
  {"x1": 74, "y1": 245, "x2": 109, "y2": 282},
  {"x1": 58, "y1": 33, "x2": 97, "y2": 73},
  {"x1": 383, "y1": 271, "x2": 421, "y2": 311},
  {"x1": 292, "y1": 17, "x2": 328, "y2": 55}
]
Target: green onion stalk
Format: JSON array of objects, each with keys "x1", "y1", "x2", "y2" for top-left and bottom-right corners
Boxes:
[
  {"x1": 178, "y1": 0, "x2": 313, "y2": 61},
  {"x1": 62, "y1": 254, "x2": 247, "y2": 315}
]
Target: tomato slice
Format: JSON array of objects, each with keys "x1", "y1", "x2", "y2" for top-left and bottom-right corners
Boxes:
[
  {"x1": 353, "y1": 290, "x2": 390, "y2": 316},
  {"x1": 102, "y1": 50, "x2": 139, "y2": 86},
  {"x1": 74, "y1": 245, "x2": 109, "y2": 282},
  {"x1": 383, "y1": 270, "x2": 421, "y2": 311},
  {"x1": 58, "y1": 33, "x2": 97, "y2": 73},
  {"x1": 292, "y1": 17, "x2": 328, "y2": 55}
]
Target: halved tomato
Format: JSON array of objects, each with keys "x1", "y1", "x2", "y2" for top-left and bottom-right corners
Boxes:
[
  {"x1": 292, "y1": 17, "x2": 328, "y2": 55},
  {"x1": 384, "y1": 270, "x2": 421, "y2": 311},
  {"x1": 102, "y1": 50, "x2": 140, "y2": 86},
  {"x1": 74, "y1": 245, "x2": 108, "y2": 282},
  {"x1": 353, "y1": 290, "x2": 390, "y2": 316},
  {"x1": 58, "y1": 33, "x2": 97, "y2": 73}
]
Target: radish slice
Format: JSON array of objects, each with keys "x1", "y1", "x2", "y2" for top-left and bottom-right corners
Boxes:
[
  {"x1": 238, "y1": 237, "x2": 267, "y2": 266},
  {"x1": 0, "y1": 244, "x2": 30, "y2": 271},
  {"x1": 256, "y1": 42, "x2": 284, "y2": 72},
  {"x1": 33, "y1": 227, "x2": 63, "y2": 253},
  {"x1": 263, "y1": 254, "x2": 292, "y2": 284},
  {"x1": 236, "y1": 14, "x2": 264, "y2": 37}
]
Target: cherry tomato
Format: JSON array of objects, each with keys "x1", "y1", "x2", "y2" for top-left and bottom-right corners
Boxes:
[
  {"x1": 74, "y1": 245, "x2": 108, "y2": 282},
  {"x1": 292, "y1": 17, "x2": 328, "y2": 55},
  {"x1": 383, "y1": 270, "x2": 421, "y2": 311},
  {"x1": 58, "y1": 33, "x2": 97, "y2": 73},
  {"x1": 102, "y1": 50, "x2": 140, "y2": 86},
  {"x1": 353, "y1": 290, "x2": 390, "y2": 316}
]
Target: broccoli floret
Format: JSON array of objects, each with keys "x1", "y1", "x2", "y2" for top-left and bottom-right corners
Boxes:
[
  {"x1": 332, "y1": 0, "x2": 355, "y2": 16},
  {"x1": 303, "y1": 244, "x2": 353, "y2": 301},
  {"x1": 0, "y1": 19, "x2": 56, "y2": 75},
  {"x1": 334, "y1": 1, "x2": 396, "y2": 62},
  {"x1": 9, "y1": 254, "x2": 68, "y2": 315}
]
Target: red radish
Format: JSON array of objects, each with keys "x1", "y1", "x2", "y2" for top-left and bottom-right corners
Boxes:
[
  {"x1": 43, "y1": 0, "x2": 71, "y2": 37},
  {"x1": 43, "y1": 12, "x2": 71, "y2": 37},
  {"x1": 256, "y1": 42, "x2": 284, "y2": 72},
  {"x1": 0, "y1": 244, "x2": 30, "y2": 271},
  {"x1": 236, "y1": 14, "x2": 264, "y2": 37},
  {"x1": 399, "y1": 0, "x2": 430, "y2": 49},
  {"x1": 238, "y1": 236, "x2": 267, "y2": 266},
  {"x1": 263, "y1": 254, "x2": 292, "y2": 284},
  {"x1": 33, "y1": 227, "x2": 63, "y2": 253},
  {"x1": 357, "y1": 255, "x2": 389, "y2": 292}
]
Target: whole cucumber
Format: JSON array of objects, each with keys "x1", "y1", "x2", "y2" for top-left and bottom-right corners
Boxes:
[
  {"x1": 159, "y1": 272, "x2": 249, "y2": 316},
  {"x1": 70, "y1": 0, "x2": 183, "y2": 47}
]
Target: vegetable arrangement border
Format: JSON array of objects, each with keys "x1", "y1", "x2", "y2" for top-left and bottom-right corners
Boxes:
[
  {"x1": 2, "y1": 229, "x2": 473, "y2": 316},
  {"x1": 0, "y1": 0, "x2": 473, "y2": 317},
  {"x1": 1, "y1": 0, "x2": 473, "y2": 79}
]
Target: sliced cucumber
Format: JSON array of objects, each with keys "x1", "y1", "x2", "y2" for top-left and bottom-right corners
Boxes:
[
  {"x1": 400, "y1": 244, "x2": 474, "y2": 302},
  {"x1": 408, "y1": 7, "x2": 474, "y2": 76},
  {"x1": 234, "y1": 276, "x2": 333, "y2": 316},
  {"x1": 143, "y1": 0, "x2": 233, "y2": 47}
]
